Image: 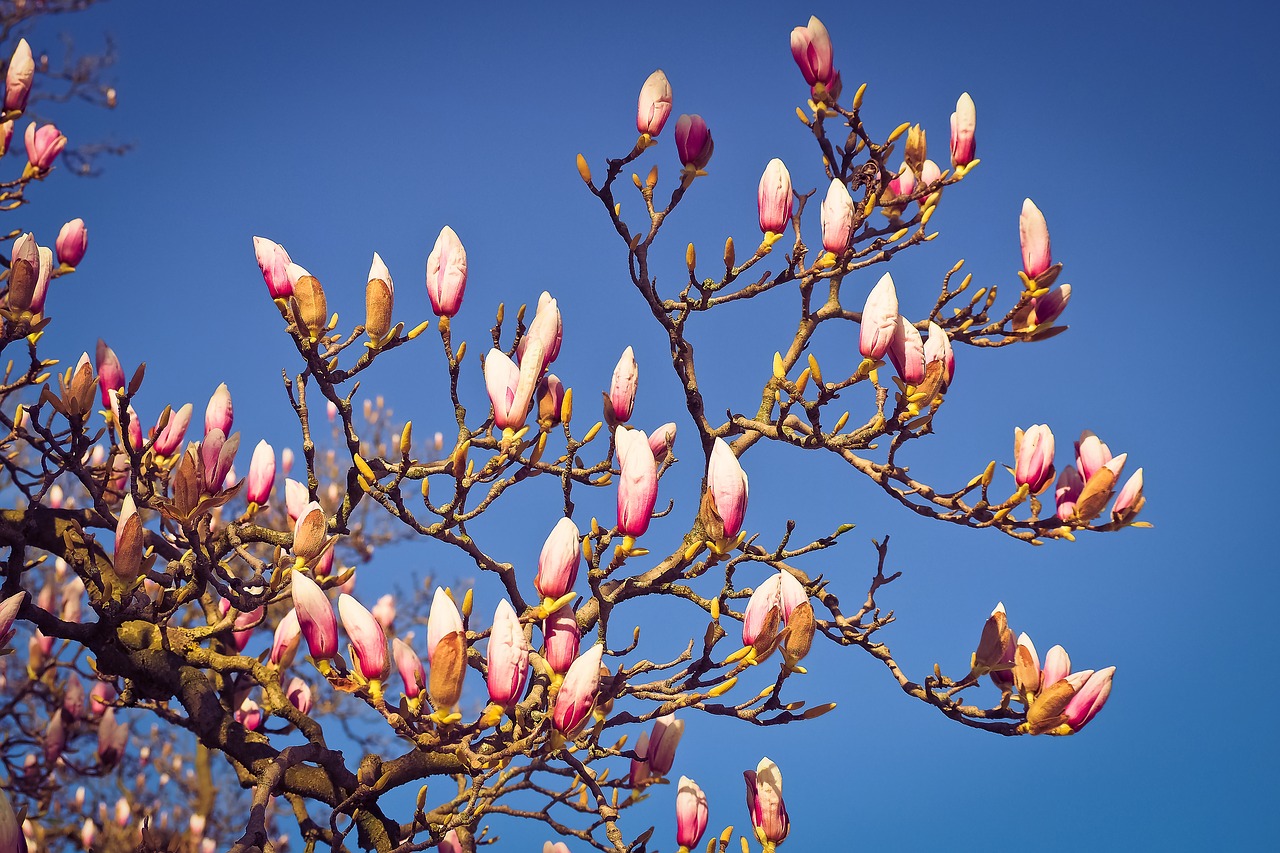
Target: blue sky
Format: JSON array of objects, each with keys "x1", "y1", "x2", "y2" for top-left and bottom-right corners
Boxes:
[{"x1": 18, "y1": 0, "x2": 1279, "y2": 849}]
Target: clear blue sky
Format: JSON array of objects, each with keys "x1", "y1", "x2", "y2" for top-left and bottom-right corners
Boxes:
[{"x1": 20, "y1": 0, "x2": 1278, "y2": 849}]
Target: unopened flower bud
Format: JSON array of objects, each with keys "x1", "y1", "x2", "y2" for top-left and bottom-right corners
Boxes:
[
  {"x1": 637, "y1": 70, "x2": 673, "y2": 137},
  {"x1": 758, "y1": 158, "x2": 793, "y2": 235},
  {"x1": 1019, "y1": 198, "x2": 1052, "y2": 279},
  {"x1": 56, "y1": 218, "x2": 88, "y2": 267},
  {"x1": 674, "y1": 114, "x2": 713, "y2": 171},
  {"x1": 426, "y1": 226, "x2": 467, "y2": 317},
  {"x1": 950, "y1": 93, "x2": 976, "y2": 166}
]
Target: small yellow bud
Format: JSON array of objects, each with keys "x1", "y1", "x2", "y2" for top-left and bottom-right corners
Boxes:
[
  {"x1": 707, "y1": 676, "x2": 738, "y2": 697},
  {"x1": 832, "y1": 411, "x2": 850, "y2": 433},
  {"x1": 576, "y1": 153, "x2": 592, "y2": 184},
  {"x1": 399, "y1": 422, "x2": 412, "y2": 457},
  {"x1": 646, "y1": 166, "x2": 658, "y2": 188},
  {"x1": 581, "y1": 421, "x2": 602, "y2": 444},
  {"x1": 561, "y1": 386, "x2": 574, "y2": 425},
  {"x1": 353, "y1": 454, "x2": 376, "y2": 482},
  {"x1": 888, "y1": 121, "x2": 911, "y2": 143},
  {"x1": 772, "y1": 352, "x2": 785, "y2": 379},
  {"x1": 723, "y1": 237, "x2": 735, "y2": 269},
  {"x1": 686, "y1": 242, "x2": 696, "y2": 272},
  {"x1": 853, "y1": 82, "x2": 867, "y2": 110}
]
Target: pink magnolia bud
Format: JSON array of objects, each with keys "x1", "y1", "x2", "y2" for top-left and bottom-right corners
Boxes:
[
  {"x1": 29, "y1": 243, "x2": 52, "y2": 312},
  {"x1": 552, "y1": 643, "x2": 605, "y2": 734},
  {"x1": 544, "y1": 844, "x2": 571, "y2": 853},
  {"x1": 0, "y1": 591, "x2": 25, "y2": 649},
  {"x1": 81, "y1": 818, "x2": 97, "y2": 850},
  {"x1": 440, "y1": 830, "x2": 465, "y2": 853},
  {"x1": 5, "y1": 38, "x2": 34, "y2": 112},
  {"x1": 1074, "y1": 431, "x2": 1112, "y2": 484},
  {"x1": 189, "y1": 813, "x2": 207, "y2": 837},
  {"x1": 859, "y1": 272, "x2": 899, "y2": 360},
  {"x1": 674, "y1": 114, "x2": 713, "y2": 171},
  {"x1": 199, "y1": 428, "x2": 238, "y2": 494},
  {"x1": 1019, "y1": 198, "x2": 1052, "y2": 279},
  {"x1": 97, "y1": 707, "x2": 129, "y2": 767},
  {"x1": 543, "y1": 604, "x2": 580, "y2": 674},
  {"x1": 253, "y1": 237, "x2": 293, "y2": 299},
  {"x1": 887, "y1": 162, "x2": 916, "y2": 199},
  {"x1": 676, "y1": 776, "x2": 709, "y2": 849},
  {"x1": 426, "y1": 225, "x2": 467, "y2": 317},
  {"x1": 758, "y1": 158, "x2": 793, "y2": 234},
  {"x1": 89, "y1": 682, "x2": 114, "y2": 718},
  {"x1": 536, "y1": 517, "x2": 582, "y2": 600},
  {"x1": 95, "y1": 339, "x2": 125, "y2": 409},
  {"x1": 887, "y1": 315, "x2": 925, "y2": 385},
  {"x1": 630, "y1": 730, "x2": 652, "y2": 786},
  {"x1": 338, "y1": 594, "x2": 389, "y2": 681},
  {"x1": 285, "y1": 478, "x2": 308, "y2": 522},
  {"x1": 56, "y1": 218, "x2": 88, "y2": 267},
  {"x1": 45, "y1": 709, "x2": 66, "y2": 764},
  {"x1": 483, "y1": 348, "x2": 539, "y2": 432},
  {"x1": 616, "y1": 427, "x2": 658, "y2": 537},
  {"x1": 923, "y1": 321, "x2": 955, "y2": 385},
  {"x1": 205, "y1": 383, "x2": 233, "y2": 436},
  {"x1": 744, "y1": 757, "x2": 789, "y2": 845},
  {"x1": 742, "y1": 572, "x2": 807, "y2": 646},
  {"x1": 270, "y1": 609, "x2": 301, "y2": 668},
  {"x1": 290, "y1": 570, "x2": 337, "y2": 660},
  {"x1": 1014, "y1": 424, "x2": 1056, "y2": 494},
  {"x1": 820, "y1": 179, "x2": 855, "y2": 253},
  {"x1": 1063, "y1": 666, "x2": 1115, "y2": 731},
  {"x1": 536, "y1": 373, "x2": 565, "y2": 426},
  {"x1": 232, "y1": 605, "x2": 263, "y2": 652},
  {"x1": 518, "y1": 291, "x2": 563, "y2": 367},
  {"x1": 608, "y1": 346, "x2": 638, "y2": 423},
  {"x1": 372, "y1": 594, "x2": 396, "y2": 631},
  {"x1": 315, "y1": 544, "x2": 336, "y2": 578},
  {"x1": 235, "y1": 697, "x2": 262, "y2": 731},
  {"x1": 637, "y1": 69, "x2": 673, "y2": 137},
  {"x1": 392, "y1": 638, "x2": 425, "y2": 700},
  {"x1": 645, "y1": 713, "x2": 684, "y2": 776},
  {"x1": 1054, "y1": 465, "x2": 1084, "y2": 521},
  {"x1": 292, "y1": 501, "x2": 327, "y2": 561},
  {"x1": 63, "y1": 672, "x2": 85, "y2": 718},
  {"x1": 950, "y1": 93, "x2": 976, "y2": 166},
  {"x1": 917, "y1": 159, "x2": 942, "y2": 203},
  {"x1": 426, "y1": 588, "x2": 463, "y2": 665},
  {"x1": 114, "y1": 798, "x2": 131, "y2": 827},
  {"x1": 790, "y1": 16, "x2": 835, "y2": 89},
  {"x1": 1041, "y1": 644, "x2": 1071, "y2": 691},
  {"x1": 1031, "y1": 284, "x2": 1071, "y2": 327},
  {"x1": 706, "y1": 437, "x2": 748, "y2": 541},
  {"x1": 24, "y1": 121, "x2": 66, "y2": 171},
  {"x1": 486, "y1": 599, "x2": 530, "y2": 707},
  {"x1": 1112, "y1": 468, "x2": 1145, "y2": 521},
  {"x1": 648, "y1": 422, "x2": 677, "y2": 462},
  {"x1": 246, "y1": 440, "x2": 275, "y2": 505},
  {"x1": 152, "y1": 403, "x2": 192, "y2": 457}
]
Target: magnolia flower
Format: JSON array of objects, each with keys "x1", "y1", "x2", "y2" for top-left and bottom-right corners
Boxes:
[
  {"x1": 758, "y1": 158, "x2": 793, "y2": 235},
  {"x1": 552, "y1": 643, "x2": 605, "y2": 734},
  {"x1": 426, "y1": 226, "x2": 467, "y2": 317},
  {"x1": 486, "y1": 599, "x2": 530, "y2": 707},
  {"x1": 950, "y1": 92, "x2": 976, "y2": 166},
  {"x1": 859, "y1": 273, "x2": 899, "y2": 360},
  {"x1": 744, "y1": 757, "x2": 789, "y2": 845}
]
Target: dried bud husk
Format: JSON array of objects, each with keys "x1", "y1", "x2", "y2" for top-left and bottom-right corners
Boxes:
[
  {"x1": 291, "y1": 275, "x2": 328, "y2": 340},
  {"x1": 429, "y1": 630, "x2": 466, "y2": 708},
  {"x1": 7, "y1": 257, "x2": 36, "y2": 313},
  {"x1": 905, "y1": 124, "x2": 927, "y2": 174},
  {"x1": 782, "y1": 601, "x2": 815, "y2": 668},
  {"x1": 113, "y1": 502, "x2": 144, "y2": 584},
  {"x1": 971, "y1": 608, "x2": 1014, "y2": 678},
  {"x1": 365, "y1": 277, "x2": 393, "y2": 343},
  {"x1": 65, "y1": 359, "x2": 98, "y2": 420},
  {"x1": 913, "y1": 359, "x2": 947, "y2": 403},
  {"x1": 1072, "y1": 466, "x2": 1117, "y2": 523},
  {"x1": 698, "y1": 487, "x2": 725, "y2": 545},
  {"x1": 1012, "y1": 642, "x2": 1040, "y2": 699},
  {"x1": 1025, "y1": 678, "x2": 1075, "y2": 734},
  {"x1": 751, "y1": 606, "x2": 783, "y2": 662},
  {"x1": 171, "y1": 446, "x2": 203, "y2": 519},
  {"x1": 292, "y1": 508, "x2": 328, "y2": 562}
]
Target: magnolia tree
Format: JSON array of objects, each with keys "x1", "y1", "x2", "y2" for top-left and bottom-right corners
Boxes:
[{"x1": 0, "y1": 12, "x2": 1147, "y2": 853}]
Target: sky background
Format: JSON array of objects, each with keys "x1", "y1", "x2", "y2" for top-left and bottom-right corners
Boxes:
[{"x1": 12, "y1": 0, "x2": 1279, "y2": 850}]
